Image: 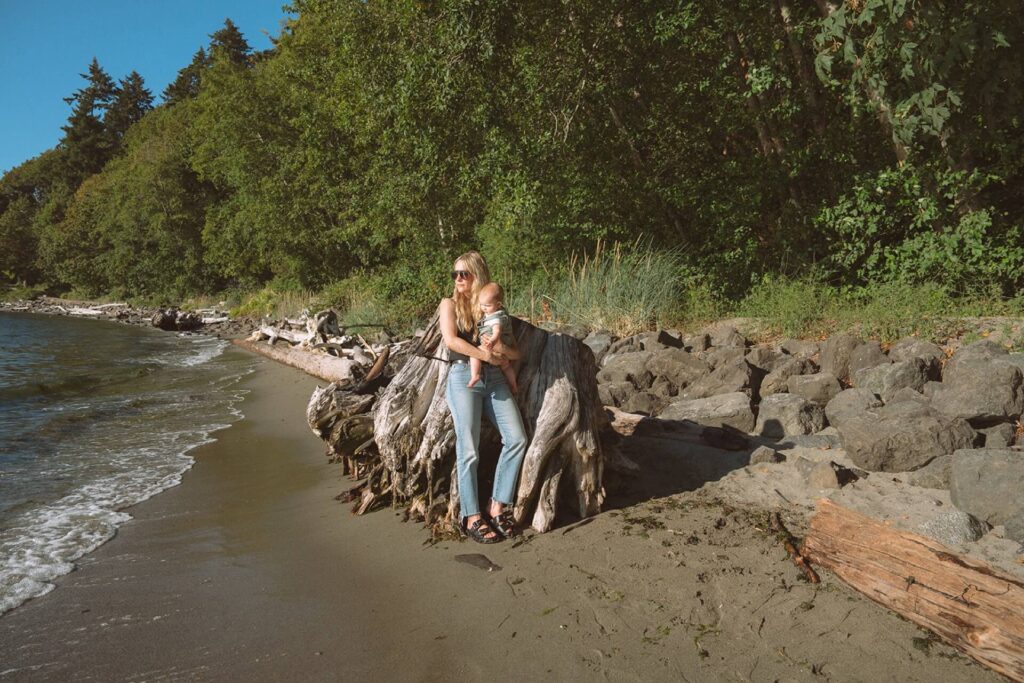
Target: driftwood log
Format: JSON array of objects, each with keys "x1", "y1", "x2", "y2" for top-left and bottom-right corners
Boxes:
[
  {"x1": 804, "y1": 499, "x2": 1024, "y2": 681},
  {"x1": 310, "y1": 314, "x2": 607, "y2": 534}
]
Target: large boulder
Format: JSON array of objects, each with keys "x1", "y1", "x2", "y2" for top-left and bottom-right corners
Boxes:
[
  {"x1": 819, "y1": 333, "x2": 863, "y2": 383},
  {"x1": 848, "y1": 341, "x2": 890, "y2": 377},
  {"x1": 778, "y1": 338, "x2": 820, "y2": 360},
  {"x1": 931, "y1": 354, "x2": 1024, "y2": 426},
  {"x1": 680, "y1": 358, "x2": 757, "y2": 400},
  {"x1": 852, "y1": 358, "x2": 930, "y2": 403},
  {"x1": 705, "y1": 323, "x2": 748, "y2": 349},
  {"x1": 949, "y1": 448, "x2": 1024, "y2": 526},
  {"x1": 700, "y1": 346, "x2": 746, "y2": 370},
  {"x1": 888, "y1": 338, "x2": 944, "y2": 380},
  {"x1": 837, "y1": 402, "x2": 975, "y2": 472},
  {"x1": 597, "y1": 351, "x2": 654, "y2": 390},
  {"x1": 745, "y1": 346, "x2": 786, "y2": 373},
  {"x1": 755, "y1": 393, "x2": 825, "y2": 438},
  {"x1": 644, "y1": 348, "x2": 710, "y2": 391},
  {"x1": 787, "y1": 372, "x2": 842, "y2": 405},
  {"x1": 760, "y1": 357, "x2": 814, "y2": 396},
  {"x1": 824, "y1": 388, "x2": 883, "y2": 429},
  {"x1": 597, "y1": 380, "x2": 638, "y2": 408},
  {"x1": 659, "y1": 392, "x2": 755, "y2": 432},
  {"x1": 582, "y1": 330, "x2": 615, "y2": 365}
]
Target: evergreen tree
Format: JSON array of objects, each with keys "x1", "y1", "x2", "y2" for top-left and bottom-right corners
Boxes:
[
  {"x1": 59, "y1": 57, "x2": 116, "y2": 182},
  {"x1": 162, "y1": 48, "x2": 209, "y2": 105},
  {"x1": 209, "y1": 19, "x2": 251, "y2": 66},
  {"x1": 106, "y1": 71, "x2": 154, "y2": 143}
]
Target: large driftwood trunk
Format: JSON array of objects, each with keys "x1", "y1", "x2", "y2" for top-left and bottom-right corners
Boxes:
[
  {"x1": 315, "y1": 314, "x2": 606, "y2": 534},
  {"x1": 804, "y1": 499, "x2": 1024, "y2": 681}
]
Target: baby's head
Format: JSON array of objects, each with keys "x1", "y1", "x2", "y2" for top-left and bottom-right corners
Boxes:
[{"x1": 478, "y1": 282, "x2": 504, "y2": 315}]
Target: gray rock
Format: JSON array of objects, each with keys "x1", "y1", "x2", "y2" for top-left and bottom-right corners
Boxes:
[
  {"x1": 654, "y1": 330, "x2": 684, "y2": 349},
  {"x1": 550, "y1": 324, "x2": 590, "y2": 340},
  {"x1": 776, "y1": 433, "x2": 842, "y2": 450},
  {"x1": 598, "y1": 351, "x2": 654, "y2": 390},
  {"x1": 788, "y1": 372, "x2": 842, "y2": 405},
  {"x1": 649, "y1": 377, "x2": 677, "y2": 400},
  {"x1": 888, "y1": 387, "x2": 929, "y2": 404},
  {"x1": 932, "y1": 355, "x2": 1024, "y2": 426},
  {"x1": 634, "y1": 330, "x2": 673, "y2": 351},
  {"x1": 779, "y1": 338, "x2": 820, "y2": 359},
  {"x1": 745, "y1": 346, "x2": 785, "y2": 373},
  {"x1": 755, "y1": 393, "x2": 826, "y2": 438},
  {"x1": 660, "y1": 392, "x2": 755, "y2": 432},
  {"x1": 820, "y1": 333, "x2": 863, "y2": 383},
  {"x1": 906, "y1": 455, "x2": 952, "y2": 489},
  {"x1": 838, "y1": 404, "x2": 975, "y2": 472},
  {"x1": 700, "y1": 346, "x2": 746, "y2": 370},
  {"x1": 680, "y1": 358, "x2": 756, "y2": 400},
  {"x1": 852, "y1": 358, "x2": 930, "y2": 403},
  {"x1": 979, "y1": 422, "x2": 1016, "y2": 448},
  {"x1": 950, "y1": 448, "x2": 1024, "y2": 525},
  {"x1": 794, "y1": 457, "x2": 858, "y2": 489},
  {"x1": 644, "y1": 348, "x2": 710, "y2": 392},
  {"x1": 605, "y1": 335, "x2": 641, "y2": 359},
  {"x1": 598, "y1": 381, "x2": 636, "y2": 408},
  {"x1": 749, "y1": 445, "x2": 784, "y2": 465},
  {"x1": 889, "y1": 338, "x2": 944, "y2": 380},
  {"x1": 1008, "y1": 353, "x2": 1024, "y2": 374},
  {"x1": 1005, "y1": 509, "x2": 1024, "y2": 544},
  {"x1": 583, "y1": 330, "x2": 615, "y2": 364},
  {"x1": 848, "y1": 341, "x2": 890, "y2": 377},
  {"x1": 684, "y1": 333, "x2": 710, "y2": 353},
  {"x1": 919, "y1": 510, "x2": 988, "y2": 547},
  {"x1": 622, "y1": 391, "x2": 659, "y2": 416},
  {"x1": 706, "y1": 324, "x2": 747, "y2": 349},
  {"x1": 921, "y1": 380, "x2": 943, "y2": 399},
  {"x1": 760, "y1": 357, "x2": 814, "y2": 396},
  {"x1": 945, "y1": 340, "x2": 1008, "y2": 370},
  {"x1": 825, "y1": 388, "x2": 884, "y2": 429}
]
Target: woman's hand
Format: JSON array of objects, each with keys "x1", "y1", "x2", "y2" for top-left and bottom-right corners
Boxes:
[{"x1": 480, "y1": 333, "x2": 494, "y2": 350}]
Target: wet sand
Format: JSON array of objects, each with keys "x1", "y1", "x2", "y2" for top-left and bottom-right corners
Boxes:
[{"x1": 0, "y1": 356, "x2": 1003, "y2": 681}]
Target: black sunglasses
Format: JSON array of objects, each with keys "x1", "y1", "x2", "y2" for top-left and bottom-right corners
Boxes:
[{"x1": 451, "y1": 270, "x2": 472, "y2": 280}]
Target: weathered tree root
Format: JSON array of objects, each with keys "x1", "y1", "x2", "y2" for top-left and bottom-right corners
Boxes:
[{"x1": 308, "y1": 315, "x2": 608, "y2": 534}]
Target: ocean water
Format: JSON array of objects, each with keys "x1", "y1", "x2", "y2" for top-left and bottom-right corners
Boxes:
[{"x1": 0, "y1": 312, "x2": 257, "y2": 615}]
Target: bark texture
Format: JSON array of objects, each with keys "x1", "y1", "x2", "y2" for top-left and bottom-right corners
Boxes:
[
  {"x1": 309, "y1": 314, "x2": 607, "y2": 534},
  {"x1": 804, "y1": 499, "x2": 1024, "y2": 682}
]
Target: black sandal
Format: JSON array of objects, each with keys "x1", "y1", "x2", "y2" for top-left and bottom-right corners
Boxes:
[
  {"x1": 489, "y1": 511, "x2": 517, "y2": 539},
  {"x1": 460, "y1": 516, "x2": 501, "y2": 544}
]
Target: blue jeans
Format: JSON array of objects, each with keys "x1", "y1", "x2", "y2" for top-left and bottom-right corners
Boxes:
[{"x1": 446, "y1": 363, "x2": 528, "y2": 519}]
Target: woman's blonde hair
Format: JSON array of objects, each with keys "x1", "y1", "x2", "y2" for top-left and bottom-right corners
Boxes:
[{"x1": 452, "y1": 250, "x2": 491, "y2": 336}]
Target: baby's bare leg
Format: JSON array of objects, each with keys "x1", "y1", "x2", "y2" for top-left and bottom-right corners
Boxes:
[
  {"x1": 468, "y1": 356, "x2": 482, "y2": 387},
  {"x1": 500, "y1": 362, "x2": 518, "y2": 394}
]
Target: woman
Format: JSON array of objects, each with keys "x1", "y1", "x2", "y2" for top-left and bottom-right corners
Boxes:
[{"x1": 439, "y1": 251, "x2": 528, "y2": 544}]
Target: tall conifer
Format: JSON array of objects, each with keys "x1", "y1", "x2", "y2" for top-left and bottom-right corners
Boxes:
[
  {"x1": 162, "y1": 48, "x2": 210, "y2": 105},
  {"x1": 59, "y1": 58, "x2": 116, "y2": 182},
  {"x1": 107, "y1": 71, "x2": 154, "y2": 144},
  {"x1": 209, "y1": 19, "x2": 251, "y2": 66}
]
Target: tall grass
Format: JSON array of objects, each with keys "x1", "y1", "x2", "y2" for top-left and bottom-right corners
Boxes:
[{"x1": 536, "y1": 240, "x2": 684, "y2": 337}]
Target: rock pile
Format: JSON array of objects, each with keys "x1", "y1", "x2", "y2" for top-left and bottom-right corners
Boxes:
[{"x1": 580, "y1": 322, "x2": 1024, "y2": 544}]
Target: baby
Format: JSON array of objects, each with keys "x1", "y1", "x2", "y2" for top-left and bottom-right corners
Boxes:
[{"x1": 468, "y1": 282, "x2": 518, "y2": 393}]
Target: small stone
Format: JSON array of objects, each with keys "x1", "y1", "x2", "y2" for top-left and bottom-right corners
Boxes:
[
  {"x1": 1004, "y1": 509, "x2": 1024, "y2": 544},
  {"x1": 749, "y1": 445, "x2": 784, "y2": 465},
  {"x1": 919, "y1": 510, "x2": 988, "y2": 547}
]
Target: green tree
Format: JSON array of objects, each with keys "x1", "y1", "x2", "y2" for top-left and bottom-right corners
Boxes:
[
  {"x1": 59, "y1": 58, "x2": 116, "y2": 184},
  {"x1": 106, "y1": 71, "x2": 154, "y2": 144},
  {"x1": 162, "y1": 48, "x2": 210, "y2": 105}
]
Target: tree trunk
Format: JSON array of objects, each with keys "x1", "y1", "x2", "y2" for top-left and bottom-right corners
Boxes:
[
  {"x1": 804, "y1": 499, "x2": 1024, "y2": 682},
  {"x1": 310, "y1": 315, "x2": 607, "y2": 534}
]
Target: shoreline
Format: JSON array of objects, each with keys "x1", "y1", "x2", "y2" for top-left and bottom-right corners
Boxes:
[{"x1": 0, "y1": 351, "x2": 1003, "y2": 680}]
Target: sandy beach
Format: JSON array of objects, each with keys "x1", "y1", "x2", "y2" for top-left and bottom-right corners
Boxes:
[{"x1": 0, "y1": 353, "x2": 1005, "y2": 681}]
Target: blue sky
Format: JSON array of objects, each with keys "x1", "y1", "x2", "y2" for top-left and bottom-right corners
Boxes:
[{"x1": 0, "y1": 1, "x2": 294, "y2": 174}]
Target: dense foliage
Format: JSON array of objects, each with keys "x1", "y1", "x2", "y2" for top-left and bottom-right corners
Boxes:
[{"x1": 2, "y1": 1, "x2": 1022, "y2": 316}]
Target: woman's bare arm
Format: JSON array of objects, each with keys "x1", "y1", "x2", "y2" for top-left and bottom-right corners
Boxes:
[{"x1": 439, "y1": 299, "x2": 493, "y2": 363}]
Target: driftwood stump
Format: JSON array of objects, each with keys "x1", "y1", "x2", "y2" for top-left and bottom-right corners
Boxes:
[{"x1": 311, "y1": 314, "x2": 606, "y2": 534}]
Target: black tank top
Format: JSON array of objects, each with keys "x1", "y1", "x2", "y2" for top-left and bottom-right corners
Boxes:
[{"x1": 449, "y1": 327, "x2": 475, "y2": 362}]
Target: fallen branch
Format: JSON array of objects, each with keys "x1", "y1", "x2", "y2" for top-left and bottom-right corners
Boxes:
[{"x1": 770, "y1": 511, "x2": 819, "y2": 584}]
